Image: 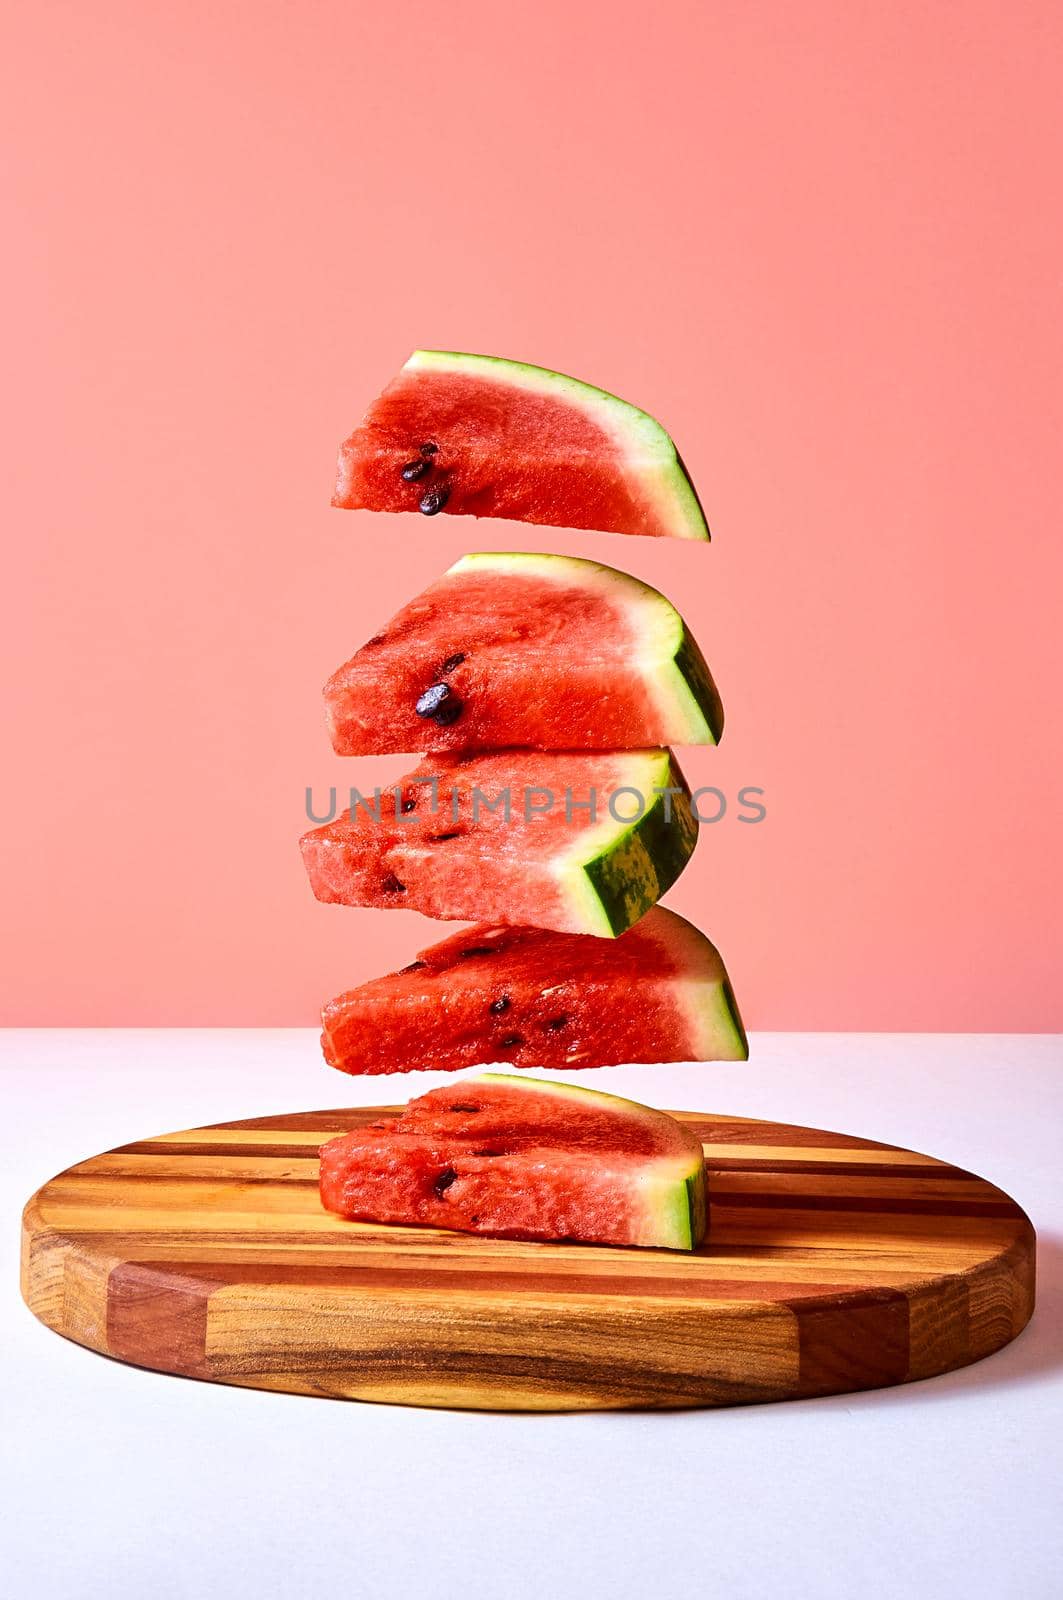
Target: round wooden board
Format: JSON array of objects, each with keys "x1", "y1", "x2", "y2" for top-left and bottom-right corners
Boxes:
[{"x1": 21, "y1": 1105, "x2": 1035, "y2": 1411}]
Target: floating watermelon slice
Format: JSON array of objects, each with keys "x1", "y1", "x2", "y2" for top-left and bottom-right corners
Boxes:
[
  {"x1": 333, "y1": 351, "x2": 709, "y2": 540},
  {"x1": 300, "y1": 748, "x2": 697, "y2": 937},
  {"x1": 320, "y1": 905, "x2": 746, "y2": 1076},
  {"x1": 319, "y1": 1073, "x2": 708, "y2": 1249},
  {"x1": 325, "y1": 551, "x2": 723, "y2": 755}
]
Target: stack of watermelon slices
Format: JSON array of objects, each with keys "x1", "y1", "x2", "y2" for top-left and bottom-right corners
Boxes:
[{"x1": 304, "y1": 351, "x2": 747, "y2": 1251}]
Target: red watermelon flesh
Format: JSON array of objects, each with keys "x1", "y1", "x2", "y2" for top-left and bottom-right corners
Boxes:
[
  {"x1": 300, "y1": 748, "x2": 698, "y2": 938},
  {"x1": 325, "y1": 551, "x2": 722, "y2": 756},
  {"x1": 320, "y1": 905, "x2": 746, "y2": 1076},
  {"x1": 333, "y1": 351, "x2": 709, "y2": 541},
  {"x1": 319, "y1": 1073, "x2": 708, "y2": 1249}
]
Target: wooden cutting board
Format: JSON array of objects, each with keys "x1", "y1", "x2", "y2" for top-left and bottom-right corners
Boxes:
[{"x1": 21, "y1": 1105, "x2": 1035, "y2": 1411}]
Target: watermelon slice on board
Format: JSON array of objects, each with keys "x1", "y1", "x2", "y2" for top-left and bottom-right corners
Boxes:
[
  {"x1": 320, "y1": 905, "x2": 747, "y2": 1076},
  {"x1": 333, "y1": 351, "x2": 709, "y2": 540},
  {"x1": 325, "y1": 551, "x2": 723, "y2": 756},
  {"x1": 300, "y1": 748, "x2": 697, "y2": 938},
  {"x1": 319, "y1": 1073, "x2": 708, "y2": 1249}
]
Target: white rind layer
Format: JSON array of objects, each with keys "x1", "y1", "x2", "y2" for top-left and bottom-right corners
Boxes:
[{"x1": 633, "y1": 906, "x2": 749, "y2": 1061}]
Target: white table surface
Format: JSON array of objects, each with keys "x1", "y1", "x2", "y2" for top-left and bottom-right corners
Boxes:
[{"x1": 3, "y1": 1030, "x2": 1060, "y2": 1600}]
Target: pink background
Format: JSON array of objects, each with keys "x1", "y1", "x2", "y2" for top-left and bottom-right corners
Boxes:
[{"x1": 4, "y1": 1, "x2": 1061, "y2": 1029}]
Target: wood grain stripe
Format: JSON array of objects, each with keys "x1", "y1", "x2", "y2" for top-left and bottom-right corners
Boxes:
[
  {"x1": 794, "y1": 1289, "x2": 911, "y2": 1396},
  {"x1": 105, "y1": 1258, "x2": 907, "y2": 1305},
  {"x1": 107, "y1": 1262, "x2": 212, "y2": 1377}
]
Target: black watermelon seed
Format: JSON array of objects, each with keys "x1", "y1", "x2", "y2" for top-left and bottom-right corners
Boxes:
[
  {"x1": 489, "y1": 995, "x2": 511, "y2": 1014},
  {"x1": 545, "y1": 1015, "x2": 569, "y2": 1031},
  {"x1": 449, "y1": 1104, "x2": 480, "y2": 1113},
  {"x1": 473, "y1": 1149, "x2": 507, "y2": 1158},
  {"x1": 429, "y1": 830, "x2": 463, "y2": 843},
  {"x1": 431, "y1": 695, "x2": 462, "y2": 725},
  {"x1": 459, "y1": 945, "x2": 496, "y2": 958},
  {"x1": 499, "y1": 1034, "x2": 525, "y2": 1049},
  {"x1": 433, "y1": 1167, "x2": 458, "y2": 1197},
  {"x1": 438, "y1": 652, "x2": 466, "y2": 674},
  {"x1": 419, "y1": 483, "x2": 450, "y2": 516},
  {"x1": 381, "y1": 874, "x2": 406, "y2": 894},
  {"x1": 415, "y1": 682, "x2": 463, "y2": 724},
  {"x1": 399, "y1": 960, "x2": 428, "y2": 973},
  {"x1": 415, "y1": 683, "x2": 449, "y2": 718},
  {"x1": 401, "y1": 796, "x2": 416, "y2": 813},
  {"x1": 401, "y1": 458, "x2": 431, "y2": 482},
  {"x1": 419, "y1": 441, "x2": 439, "y2": 458}
]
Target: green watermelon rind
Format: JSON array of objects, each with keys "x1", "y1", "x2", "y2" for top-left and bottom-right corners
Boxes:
[
  {"x1": 672, "y1": 629, "x2": 725, "y2": 745},
  {"x1": 451, "y1": 551, "x2": 723, "y2": 744},
  {"x1": 408, "y1": 350, "x2": 711, "y2": 542},
  {"x1": 681, "y1": 1169, "x2": 708, "y2": 1250},
  {"x1": 559, "y1": 750, "x2": 698, "y2": 937},
  {"x1": 715, "y1": 974, "x2": 750, "y2": 1060},
  {"x1": 473, "y1": 1072, "x2": 708, "y2": 1250}
]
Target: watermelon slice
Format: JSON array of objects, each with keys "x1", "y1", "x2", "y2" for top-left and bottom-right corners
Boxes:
[
  {"x1": 333, "y1": 351, "x2": 709, "y2": 541},
  {"x1": 325, "y1": 551, "x2": 723, "y2": 755},
  {"x1": 300, "y1": 748, "x2": 697, "y2": 938},
  {"x1": 319, "y1": 1073, "x2": 708, "y2": 1249},
  {"x1": 320, "y1": 905, "x2": 747, "y2": 1076}
]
